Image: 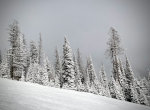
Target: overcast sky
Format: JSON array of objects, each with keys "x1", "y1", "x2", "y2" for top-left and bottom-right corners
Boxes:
[{"x1": 0, "y1": 0, "x2": 150, "y2": 77}]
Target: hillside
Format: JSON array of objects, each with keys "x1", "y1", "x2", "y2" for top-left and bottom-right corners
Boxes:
[{"x1": 0, "y1": 78, "x2": 149, "y2": 110}]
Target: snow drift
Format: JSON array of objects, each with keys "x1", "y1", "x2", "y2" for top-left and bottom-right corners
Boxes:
[{"x1": 0, "y1": 78, "x2": 149, "y2": 110}]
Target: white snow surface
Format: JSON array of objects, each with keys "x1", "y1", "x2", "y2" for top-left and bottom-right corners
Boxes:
[{"x1": 0, "y1": 78, "x2": 149, "y2": 110}]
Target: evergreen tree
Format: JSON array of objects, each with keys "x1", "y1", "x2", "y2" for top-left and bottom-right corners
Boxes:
[
  {"x1": 99, "y1": 64, "x2": 110, "y2": 97},
  {"x1": 73, "y1": 54, "x2": 84, "y2": 91},
  {"x1": 26, "y1": 63, "x2": 40, "y2": 83},
  {"x1": 62, "y1": 37, "x2": 76, "y2": 90},
  {"x1": 140, "y1": 77, "x2": 149, "y2": 96},
  {"x1": 0, "y1": 55, "x2": 10, "y2": 78},
  {"x1": 26, "y1": 41, "x2": 40, "y2": 83},
  {"x1": 22, "y1": 35, "x2": 30, "y2": 80},
  {"x1": 125, "y1": 56, "x2": 134, "y2": 85},
  {"x1": 48, "y1": 63, "x2": 55, "y2": 87},
  {"x1": 119, "y1": 59, "x2": 127, "y2": 87},
  {"x1": 39, "y1": 64, "x2": 49, "y2": 86},
  {"x1": 105, "y1": 27, "x2": 126, "y2": 92},
  {"x1": 134, "y1": 79, "x2": 149, "y2": 105},
  {"x1": 19, "y1": 35, "x2": 28, "y2": 81},
  {"x1": 38, "y1": 33, "x2": 43, "y2": 65},
  {"x1": 30, "y1": 41, "x2": 39, "y2": 64},
  {"x1": 8, "y1": 20, "x2": 21, "y2": 80},
  {"x1": 109, "y1": 76, "x2": 125, "y2": 100},
  {"x1": 124, "y1": 56, "x2": 139, "y2": 103},
  {"x1": 106, "y1": 27, "x2": 124, "y2": 59},
  {"x1": 109, "y1": 76, "x2": 119, "y2": 99},
  {"x1": 85, "y1": 56, "x2": 99, "y2": 94},
  {"x1": 54, "y1": 47, "x2": 62, "y2": 88},
  {"x1": 77, "y1": 48, "x2": 85, "y2": 84}
]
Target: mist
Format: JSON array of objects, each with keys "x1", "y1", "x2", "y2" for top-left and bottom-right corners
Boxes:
[{"x1": 0, "y1": 0, "x2": 150, "y2": 77}]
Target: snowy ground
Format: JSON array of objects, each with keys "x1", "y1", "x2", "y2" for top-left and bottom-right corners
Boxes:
[{"x1": 0, "y1": 78, "x2": 149, "y2": 110}]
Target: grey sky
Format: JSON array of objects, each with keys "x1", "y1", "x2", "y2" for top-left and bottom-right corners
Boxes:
[{"x1": 0, "y1": 0, "x2": 150, "y2": 77}]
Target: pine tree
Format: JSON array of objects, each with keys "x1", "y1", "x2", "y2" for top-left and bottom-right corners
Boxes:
[
  {"x1": 77, "y1": 48, "x2": 85, "y2": 84},
  {"x1": 124, "y1": 56, "x2": 139, "y2": 103},
  {"x1": 62, "y1": 37, "x2": 76, "y2": 90},
  {"x1": 109, "y1": 76, "x2": 125, "y2": 100},
  {"x1": 19, "y1": 35, "x2": 29, "y2": 81},
  {"x1": 38, "y1": 33, "x2": 43, "y2": 65},
  {"x1": 48, "y1": 63, "x2": 55, "y2": 87},
  {"x1": 140, "y1": 77, "x2": 149, "y2": 96},
  {"x1": 73, "y1": 54, "x2": 84, "y2": 91},
  {"x1": 134, "y1": 79, "x2": 149, "y2": 105},
  {"x1": 30, "y1": 41, "x2": 39, "y2": 64},
  {"x1": 106, "y1": 27, "x2": 124, "y2": 59},
  {"x1": 0, "y1": 55, "x2": 10, "y2": 78},
  {"x1": 99, "y1": 64, "x2": 110, "y2": 97},
  {"x1": 125, "y1": 56, "x2": 134, "y2": 85},
  {"x1": 54, "y1": 47, "x2": 62, "y2": 88},
  {"x1": 109, "y1": 76, "x2": 119, "y2": 99},
  {"x1": 119, "y1": 59, "x2": 127, "y2": 87},
  {"x1": 43, "y1": 54, "x2": 55, "y2": 87},
  {"x1": 26, "y1": 63, "x2": 40, "y2": 83},
  {"x1": 85, "y1": 56, "x2": 99, "y2": 94},
  {"x1": 8, "y1": 20, "x2": 20, "y2": 80},
  {"x1": 39, "y1": 64, "x2": 49, "y2": 86},
  {"x1": 26, "y1": 41, "x2": 40, "y2": 83}
]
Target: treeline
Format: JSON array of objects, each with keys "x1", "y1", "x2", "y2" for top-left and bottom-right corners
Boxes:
[{"x1": 0, "y1": 20, "x2": 150, "y2": 106}]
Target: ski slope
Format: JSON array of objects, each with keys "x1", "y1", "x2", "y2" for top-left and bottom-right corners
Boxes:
[{"x1": 0, "y1": 78, "x2": 149, "y2": 110}]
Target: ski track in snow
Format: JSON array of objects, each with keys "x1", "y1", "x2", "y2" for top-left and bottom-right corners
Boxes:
[{"x1": 0, "y1": 78, "x2": 149, "y2": 110}]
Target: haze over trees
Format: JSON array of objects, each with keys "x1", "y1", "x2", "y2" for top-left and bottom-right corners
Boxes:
[{"x1": 0, "y1": 20, "x2": 150, "y2": 106}]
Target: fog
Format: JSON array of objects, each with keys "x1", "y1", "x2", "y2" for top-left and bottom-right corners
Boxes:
[{"x1": 0, "y1": 0, "x2": 150, "y2": 77}]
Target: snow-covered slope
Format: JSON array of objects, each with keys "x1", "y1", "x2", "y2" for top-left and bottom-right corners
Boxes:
[{"x1": 0, "y1": 78, "x2": 149, "y2": 110}]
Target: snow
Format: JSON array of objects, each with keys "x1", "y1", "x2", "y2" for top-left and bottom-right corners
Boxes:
[{"x1": 0, "y1": 78, "x2": 149, "y2": 110}]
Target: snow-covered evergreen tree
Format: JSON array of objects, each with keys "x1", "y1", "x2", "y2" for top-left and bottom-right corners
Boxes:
[
  {"x1": 26, "y1": 41, "x2": 40, "y2": 83},
  {"x1": 54, "y1": 47, "x2": 62, "y2": 88},
  {"x1": 134, "y1": 79, "x2": 149, "y2": 106},
  {"x1": 38, "y1": 33, "x2": 43, "y2": 65},
  {"x1": 43, "y1": 54, "x2": 55, "y2": 87},
  {"x1": 140, "y1": 78, "x2": 149, "y2": 96},
  {"x1": 26, "y1": 63, "x2": 39, "y2": 83},
  {"x1": 109, "y1": 76, "x2": 119, "y2": 99},
  {"x1": 8, "y1": 20, "x2": 21, "y2": 80},
  {"x1": 62, "y1": 37, "x2": 76, "y2": 90},
  {"x1": 22, "y1": 34, "x2": 29, "y2": 80},
  {"x1": 29, "y1": 41, "x2": 39, "y2": 64},
  {"x1": 109, "y1": 76, "x2": 125, "y2": 100},
  {"x1": 85, "y1": 56, "x2": 99, "y2": 94},
  {"x1": 125, "y1": 56, "x2": 134, "y2": 86},
  {"x1": 39, "y1": 65, "x2": 49, "y2": 86},
  {"x1": 0, "y1": 55, "x2": 10, "y2": 78},
  {"x1": 106, "y1": 27, "x2": 124, "y2": 59},
  {"x1": 73, "y1": 54, "x2": 84, "y2": 91},
  {"x1": 119, "y1": 59, "x2": 127, "y2": 87},
  {"x1": 48, "y1": 64, "x2": 55, "y2": 87},
  {"x1": 77, "y1": 48, "x2": 85, "y2": 84},
  {"x1": 99, "y1": 64, "x2": 110, "y2": 97},
  {"x1": 124, "y1": 56, "x2": 137, "y2": 102}
]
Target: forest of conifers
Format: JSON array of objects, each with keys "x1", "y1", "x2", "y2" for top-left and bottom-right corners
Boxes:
[{"x1": 0, "y1": 20, "x2": 150, "y2": 106}]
